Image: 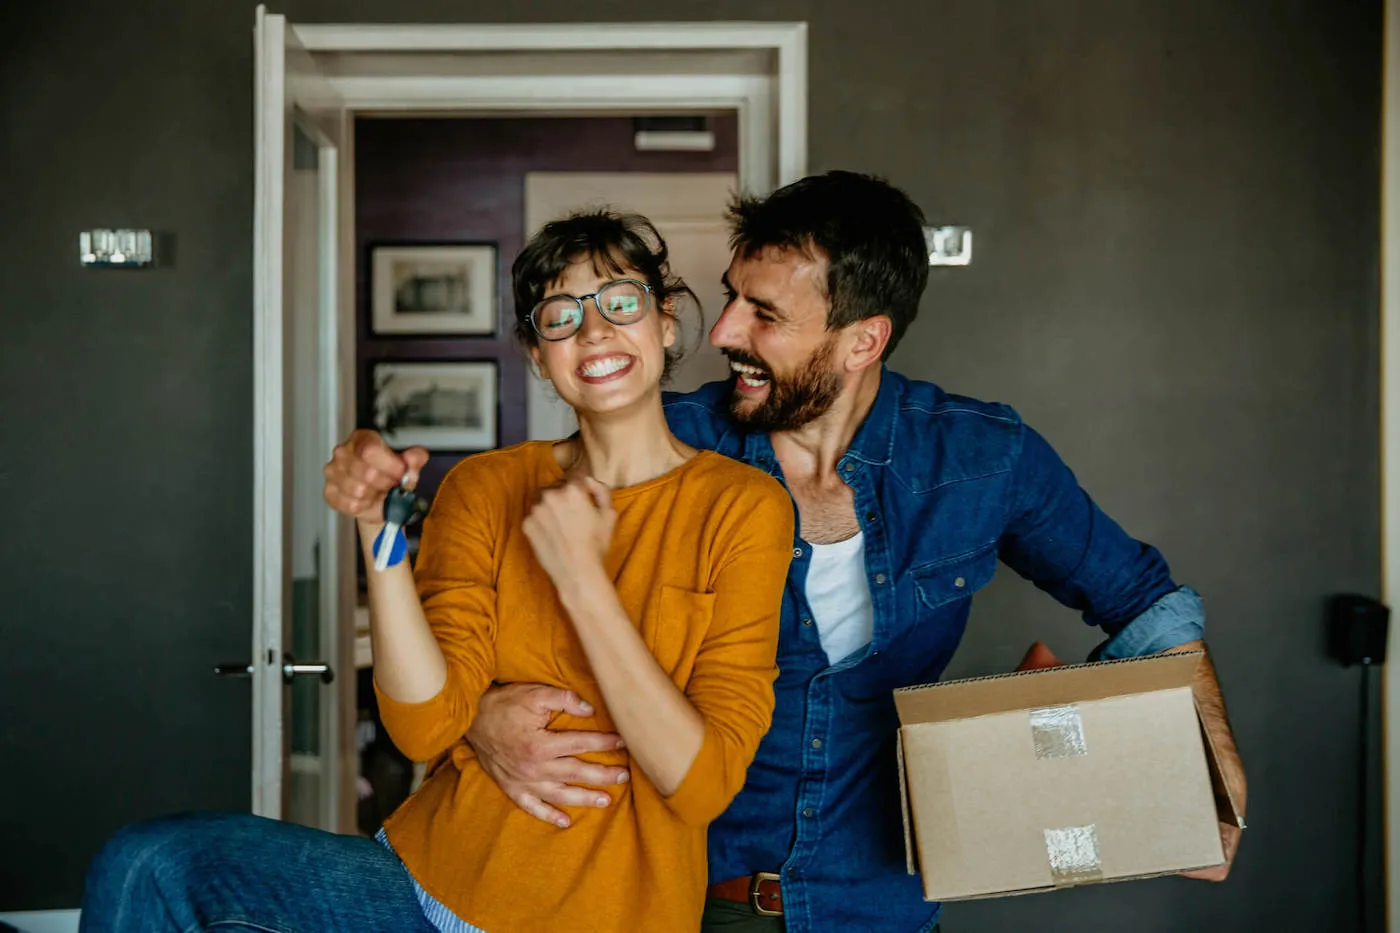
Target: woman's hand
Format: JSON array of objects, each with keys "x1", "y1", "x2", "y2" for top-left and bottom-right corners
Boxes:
[
  {"x1": 323, "y1": 429, "x2": 428, "y2": 523},
  {"x1": 522, "y1": 478, "x2": 616, "y2": 595}
]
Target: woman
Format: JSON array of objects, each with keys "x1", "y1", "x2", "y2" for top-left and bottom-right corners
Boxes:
[{"x1": 79, "y1": 211, "x2": 794, "y2": 933}]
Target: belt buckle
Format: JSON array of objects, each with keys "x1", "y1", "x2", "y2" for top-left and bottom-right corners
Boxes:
[{"x1": 749, "y1": 871, "x2": 782, "y2": 918}]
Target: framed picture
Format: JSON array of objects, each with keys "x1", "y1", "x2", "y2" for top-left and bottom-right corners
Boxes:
[
  {"x1": 371, "y1": 244, "x2": 497, "y2": 336},
  {"x1": 372, "y1": 361, "x2": 499, "y2": 451}
]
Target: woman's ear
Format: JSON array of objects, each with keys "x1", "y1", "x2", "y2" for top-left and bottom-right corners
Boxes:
[
  {"x1": 660, "y1": 298, "x2": 678, "y2": 349},
  {"x1": 529, "y1": 344, "x2": 550, "y2": 381}
]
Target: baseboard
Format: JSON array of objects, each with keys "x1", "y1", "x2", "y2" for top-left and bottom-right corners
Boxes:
[{"x1": 0, "y1": 909, "x2": 81, "y2": 933}]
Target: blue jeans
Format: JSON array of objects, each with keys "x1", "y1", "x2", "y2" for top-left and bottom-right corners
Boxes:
[{"x1": 79, "y1": 811, "x2": 436, "y2": 932}]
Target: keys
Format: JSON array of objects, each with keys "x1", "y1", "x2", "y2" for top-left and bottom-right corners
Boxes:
[{"x1": 372, "y1": 476, "x2": 419, "y2": 572}]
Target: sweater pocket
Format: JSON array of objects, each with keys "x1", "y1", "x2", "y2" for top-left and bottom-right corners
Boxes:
[{"x1": 648, "y1": 585, "x2": 716, "y2": 688}]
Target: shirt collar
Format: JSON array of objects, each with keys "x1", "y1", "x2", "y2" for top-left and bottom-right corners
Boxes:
[{"x1": 843, "y1": 366, "x2": 899, "y2": 467}]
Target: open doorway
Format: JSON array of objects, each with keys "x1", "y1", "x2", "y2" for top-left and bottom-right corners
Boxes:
[
  {"x1": 350, "y1": 112, "x2": 742, "y2": 832},
  {"x1": 253, "y1": 13, "x2": 808, "y2": 837}
]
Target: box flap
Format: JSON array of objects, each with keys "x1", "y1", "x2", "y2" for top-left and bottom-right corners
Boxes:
[
  {"x1": 896, "y1": 728, "x2": 917, "y2": 875},
  {"x1": 893, "y1": 650, "x2": 1204, "y2": 726},
  {"x1": 1196, "y1": 702, "x2": 1246, "y2": 830}
]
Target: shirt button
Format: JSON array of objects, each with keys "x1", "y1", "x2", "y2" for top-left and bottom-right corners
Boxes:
[
  {"x1": 794, "y1": 547, "x2": 803, "y2": 558},
  {"x1": 802, "y1": 807, "x2": 815, "y2": 818},
  {"x1": 811, "y1": 738, "x2": 822, "y2": 749},
  {"x1": 954, "y1": 576, "x2": 966, "y2": 588},
  {"x1": 802, "y1": 617, "x2": 814, "y2": 626},
  {"x1": 842, "y1": 461, "x2": 854, "y2": 472},
  {"x1": 875, "y1": 573, "x2": 887, "y2": 585},
  {"x1": 865, "y1": 511, "x2": 877, "y2": 523},
  {"x1": 787, "y1": 867, "x2": 798, "y2": 878}
]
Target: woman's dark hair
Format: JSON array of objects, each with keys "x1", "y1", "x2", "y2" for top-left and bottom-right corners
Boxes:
[
  {"x1": 512, "y1": 210, "x2": 699, "y2": 381},
  {"x1": 726, "y1": 171, "x2": 928, "y2": 359}
]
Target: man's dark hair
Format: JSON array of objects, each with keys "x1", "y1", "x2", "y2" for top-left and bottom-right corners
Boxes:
[
  {"x1": 512, "y1": 210, "x2": 697, "y2": 380},
  {"x1": 727, "y1": 171, "x2": 928, "y2": 358}
]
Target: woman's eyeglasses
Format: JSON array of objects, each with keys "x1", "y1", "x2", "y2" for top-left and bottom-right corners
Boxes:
[{"x1": 530, "y1": 278, "x2": 653, "y2": 341}]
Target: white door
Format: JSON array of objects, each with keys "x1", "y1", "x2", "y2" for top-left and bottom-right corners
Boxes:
[
  {"x1": 523, "y1": 172, "x2": 739, "y2": 440},
  {"x1": 245, "y1": 5, "x2": 354, "y2": 833}
]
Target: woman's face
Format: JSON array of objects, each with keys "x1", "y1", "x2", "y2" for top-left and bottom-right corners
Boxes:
[{"x1": 529, "y1": 257, "x2": 676, "y2": 419}]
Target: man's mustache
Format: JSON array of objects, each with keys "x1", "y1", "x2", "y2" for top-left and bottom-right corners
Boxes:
[{"x1": 721, "y1": 349, "x2": 770, "y2": 373}]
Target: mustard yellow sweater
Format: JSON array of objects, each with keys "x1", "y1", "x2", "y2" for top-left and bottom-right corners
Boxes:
[{"x1": 377, "y1": 441, "x2": 794, "y2": 932}]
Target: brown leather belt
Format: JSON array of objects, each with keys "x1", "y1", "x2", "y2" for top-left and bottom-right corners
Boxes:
[{"x1": 707, "y1": 871, "x2": 783, "y2": 917}]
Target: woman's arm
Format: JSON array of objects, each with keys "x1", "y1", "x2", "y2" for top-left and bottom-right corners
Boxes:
[
  {"x1": 324, "y1": 431, "x2": 500, "y2": 763},
  {"x1": 556, "y1": 574, "x2": 704, "y2": 796},
  {"x1": 373, "y1": 472, "x2": 500, "y2": 763},
  {"x1": 357, "y1": 518, "x2": 448, "y2": 703},
  {"x1": 523, "y1": 476, "x2": 793, "y2": 821}
]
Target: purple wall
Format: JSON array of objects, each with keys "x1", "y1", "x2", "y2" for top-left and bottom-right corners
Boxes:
[{"x1": 354, "y1": 114, "x2": 739, "y2": 501}]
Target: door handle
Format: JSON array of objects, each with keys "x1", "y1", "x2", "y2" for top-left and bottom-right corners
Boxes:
[
  {"x1": 283, "y1": 660, "x2": 335, "y2": 684},
  {"x1": 214, "y1": 653, "x2": 335, "y2": 685}
]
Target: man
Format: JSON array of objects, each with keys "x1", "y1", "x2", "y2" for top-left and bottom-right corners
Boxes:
[{"x1": 466, "y1": 171, "x2": 1247, "y2": 932}]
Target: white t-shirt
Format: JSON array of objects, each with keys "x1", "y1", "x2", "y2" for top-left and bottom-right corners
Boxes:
[{"x1": 804, "y1": 532, "x2": 875, "y2": 666}]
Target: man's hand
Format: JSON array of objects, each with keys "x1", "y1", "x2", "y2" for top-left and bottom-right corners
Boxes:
[
  {"x1": 467, "y1": 682, "x2": 630, "y2": 828},
  {"x1": 323, "y1": 429, "x2": 428, "y2": 522}
]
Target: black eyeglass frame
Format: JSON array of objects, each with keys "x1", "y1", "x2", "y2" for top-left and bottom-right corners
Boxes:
[{"x1": 528, "y1": 278, "x2": 655, "y2": 341}]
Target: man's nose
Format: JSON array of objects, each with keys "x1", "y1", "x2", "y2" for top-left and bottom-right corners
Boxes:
[{"x1": 709, "y1": 302, "x2": 742, "y2": 348}]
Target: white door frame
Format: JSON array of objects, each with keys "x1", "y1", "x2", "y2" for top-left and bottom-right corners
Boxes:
[
  {"x1": 1383, "y1": 1, "x2": 1400, "y2": 928},
  {"x1": 251, "y1": 19, "x2": 807, "y2": 821},
  {"x1": 295, "y1": 22, "x2": 807, "y2": 191},
  {"x1": 251, "y1": 5, "x2": 289, "y2": 821},
  {"x1": 253, "y1": 8, "x2": 353, "y2": 830}
]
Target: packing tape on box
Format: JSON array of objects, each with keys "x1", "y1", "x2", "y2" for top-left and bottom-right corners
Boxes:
[
  {"x1": 1044, "y1": 824, "x2": 1103, "y2": 885},
  {"x1": 1028, "y1": 704, "x2": 1088, "y2": 759}
]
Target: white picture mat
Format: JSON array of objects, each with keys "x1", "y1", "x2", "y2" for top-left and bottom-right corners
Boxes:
[
  {"x1": 371, "y1": 244, "x2": 496, "y2": 334},
  {"x1": 372, "y1": 361, "x2": 498, "y2": 449}
]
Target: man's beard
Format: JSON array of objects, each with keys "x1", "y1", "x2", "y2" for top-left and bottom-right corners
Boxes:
[{"x1": 725, "y1": 337, "x2": 842, "y2": 433}]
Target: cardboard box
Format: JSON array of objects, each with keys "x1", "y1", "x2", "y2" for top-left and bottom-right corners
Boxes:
[{"x1": 894, "y1": 650, "x2": 1242, "y2": 901}]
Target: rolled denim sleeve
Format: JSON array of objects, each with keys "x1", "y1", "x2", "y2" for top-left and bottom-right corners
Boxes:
[
  {"x1": 1094, "y1": 585, "x2": 1205, "y2": 660},
  {"x1": 999, "y1": 422, "x2": 1187, "y2": 639}
]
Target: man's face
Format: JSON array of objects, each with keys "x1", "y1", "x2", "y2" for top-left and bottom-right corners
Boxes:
[{"x1": 709, "y1": 246, "x2": 844, "y2": 432}]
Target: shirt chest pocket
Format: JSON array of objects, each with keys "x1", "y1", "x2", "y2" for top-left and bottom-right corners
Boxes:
[
  {"x1": 645, "y1": 585, "x2": 716, "y2": 689},
  {"x1": 910, "y1": 545, "x2": 998, "y2": 613},
  {"x1": 549, "y1": 584, "x2": 715, "y2": 690}
]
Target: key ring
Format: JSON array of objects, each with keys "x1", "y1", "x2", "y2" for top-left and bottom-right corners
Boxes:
[{"x1": 372, "y1": 475, "x2": 420, "y2": 571}]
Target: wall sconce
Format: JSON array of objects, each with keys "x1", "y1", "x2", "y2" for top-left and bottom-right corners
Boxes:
[
  {"x1": 924, "y1": 226, "x2": 972, "y2": 267},
  {"x1": 80, "y1": 229, "x2": 154, "y2": 268}
]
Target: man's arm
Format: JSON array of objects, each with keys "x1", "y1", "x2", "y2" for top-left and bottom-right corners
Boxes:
[
  {"x1": 466, "y1": 683, "x2": 630, "y2": 829},
  {"x1": 998, "y1": 421, "x2": 1246, "y2": 880}
]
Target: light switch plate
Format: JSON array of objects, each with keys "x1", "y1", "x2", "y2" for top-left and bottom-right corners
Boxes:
[{"x1": 81, "y1": 229, "x2": 153, "y2": 267}]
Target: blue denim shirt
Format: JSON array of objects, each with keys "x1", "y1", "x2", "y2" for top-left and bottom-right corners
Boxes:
[{"x1": 662, "y1": 369, "x2": 1204, "y2": 933}]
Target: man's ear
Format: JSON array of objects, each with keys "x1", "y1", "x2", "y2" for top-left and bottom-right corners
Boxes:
[{"x1": 845, "y1": 315, "x2": 893, "y2": 371}]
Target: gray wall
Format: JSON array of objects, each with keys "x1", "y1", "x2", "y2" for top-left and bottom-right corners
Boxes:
[{"x1": 0, "y1": 0, "x2": 1381, "y2": 929}]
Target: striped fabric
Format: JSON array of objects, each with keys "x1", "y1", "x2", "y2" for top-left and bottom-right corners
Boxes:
[{"x1": 376, "y1": 828, "x2": 489, "y2": 933}]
